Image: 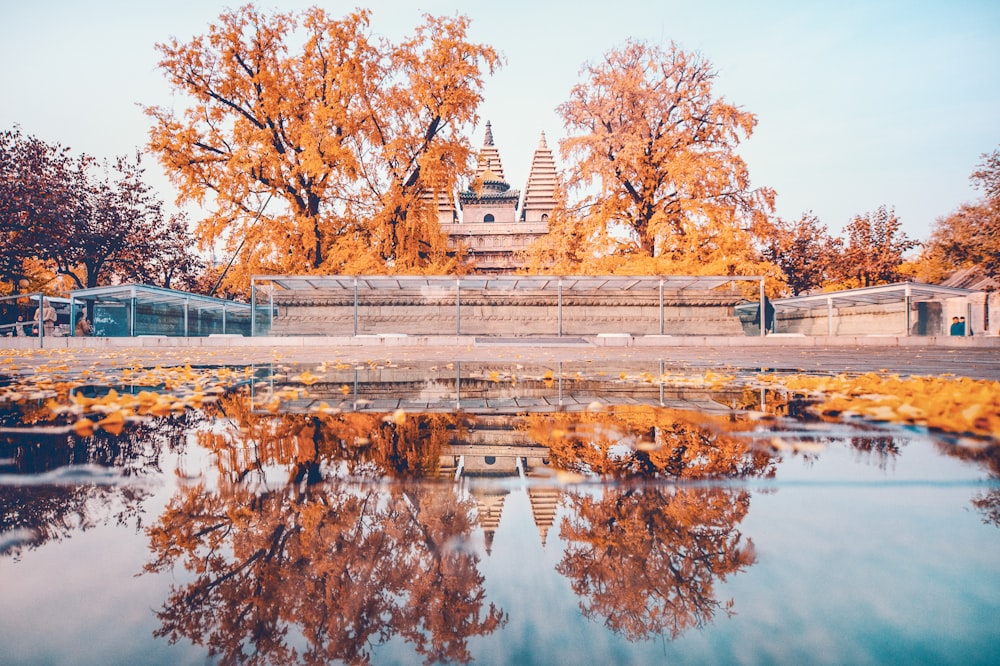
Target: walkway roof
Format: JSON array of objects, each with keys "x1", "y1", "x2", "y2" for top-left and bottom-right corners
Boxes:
[
  {"x1": 768, "y1": 282, "x2": 976, "y2": 312},
  {"x1": 253, "y1": 274, "x2": 764, "y2": 293},
  {"x1": 69, "y1": 283, "x2": 251, "y2": 310}
]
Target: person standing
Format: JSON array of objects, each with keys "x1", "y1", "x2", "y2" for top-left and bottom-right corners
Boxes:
[
  {"x1": 949, "y1": 316, "x2": 962, "y2": 336},
  {"x1": 33, "y1": 298, "x2": 57, "y2": 336}
]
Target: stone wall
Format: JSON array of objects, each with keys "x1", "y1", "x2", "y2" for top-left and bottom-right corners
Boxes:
[{"x1": 268, "y1": 287, "x2": 746, "y2": 336}]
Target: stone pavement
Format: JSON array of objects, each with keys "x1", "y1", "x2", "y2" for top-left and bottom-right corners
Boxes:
[{"x1": 3, "y1": 335, "x2": 1000, "y2": 381}]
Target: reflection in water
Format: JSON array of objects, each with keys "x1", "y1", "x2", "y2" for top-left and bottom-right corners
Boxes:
[
  {"x1": 198, "y1": 394, "x2": 462, "y2": 482},
  {"x1": 933, "y1": 437, "x2": 1000, "y2": 528},
  {"x1": 2, "y1": 361, "x2": 999, "y2": 663},
  {"x1": 0, "y1": 412, "x2": 197, "y2": 560},
  {"x1": 140, "y1": 396, "x2": 779, "y2": 658},
  {"x1": 527, "y1": 408, "x2": 778, "y2": 480},
  {"x1": 145, "y1": 481, "x2": 505, "y2": 665},
  {"x1": 559, "y1": 486, "x2": 756, "y2": 642}
]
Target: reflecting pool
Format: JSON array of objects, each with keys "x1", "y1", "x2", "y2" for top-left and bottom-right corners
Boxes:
[{"x1": 1, "y1": 360, "x2": 998, "y2": 664}]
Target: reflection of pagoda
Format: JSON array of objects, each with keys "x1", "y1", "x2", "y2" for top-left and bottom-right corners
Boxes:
[
  {"x1": 474, "y1": 489, "x2": 507, "y2": 555},
  {"x1": 527, "y1": 486, "x2": 561, "y2": 547},
  {"x1": 432, "y1": 121, "x2": 556, "y2": 273},
  {"x1": 443, "y1": 414, "x2": 562, "y2": 552}
]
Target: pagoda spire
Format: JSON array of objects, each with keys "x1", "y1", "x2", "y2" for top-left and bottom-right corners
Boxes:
[
  {"x1": 521, "y1": 130, "x2": 558, "y2": 222},
  {"x1": 473, "y1": 121, "x2": 506, "y2": 182}
]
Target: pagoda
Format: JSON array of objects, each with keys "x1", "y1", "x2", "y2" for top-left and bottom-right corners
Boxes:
[{"x1": 432, "y1": 121, "x2": 557, "y2": 273}]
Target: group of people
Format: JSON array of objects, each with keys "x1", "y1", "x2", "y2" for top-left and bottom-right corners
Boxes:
[{"x1": 949, "y1": 316, "x2": 972, "y2": 336}]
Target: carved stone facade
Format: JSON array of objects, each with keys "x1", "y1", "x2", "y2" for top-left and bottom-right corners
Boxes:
[
  {"x1": 267, "y1": 286, "x2": 746, "y2": 336},
  {"x1": 431, "y1": 122, "x2": 555, "y2": 274}
]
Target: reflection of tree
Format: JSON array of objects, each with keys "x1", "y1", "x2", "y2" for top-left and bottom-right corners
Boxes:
[
  {"x1": 0, "y1": 412, "x2": 197, "y2": 559},
  {"x1": 933, "y1": 439, "x2": 1000, "y2": 529},
  {"x1": 847, "y1": 435, "x2": 902, "y2": 472},
  {"x1": 972, "y1": 492, "x2": 1000, "y2": 528},
  {"x1": 557, "y1": 486, "x2": 756, "y2": 642},
  {"x1": 145, "y1": 481, "x2": 505, "y2": 665},
  {"x1": 199, "y1": 394, "x2": 463, "y2": 483},
  {"x1": 527, "y1": 406, "x2": 777, "y2": 480}
]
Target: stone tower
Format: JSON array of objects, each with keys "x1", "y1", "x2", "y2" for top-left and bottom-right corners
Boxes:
[
  {"x1": 437, "y1": 122, "x2": 556, "y2": 274},
  {"x1": 521, "y1": 132, "x2": 557, "y2": 223}
]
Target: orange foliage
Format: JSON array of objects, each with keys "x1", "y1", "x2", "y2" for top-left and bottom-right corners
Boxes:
[
  {"x1": 550, "y1": 40, "x2": 775, "y2": 276},
  {"x1": 760, "y1": 372, "x2": 1000, "y2": 440},
  {"x1": 144, "y1": 480, "x2": 505, "y2": 663},
  {"x1": 558, "y1": 486, "x2": 757, "y2": 641},
  {"x1": 146, "y1": 6, "x2": 499, "y2": 292},
  {"x1": 526, "y1": 405, "x2": 777, "y2": 480},
  {"x1": 198, "y1": 393, "x2": 465, "y2": 482}
]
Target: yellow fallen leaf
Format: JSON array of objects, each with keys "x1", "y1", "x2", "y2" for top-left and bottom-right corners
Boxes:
[{"x1": 73, "y1": 418, "x2": 96, "y2": 437}]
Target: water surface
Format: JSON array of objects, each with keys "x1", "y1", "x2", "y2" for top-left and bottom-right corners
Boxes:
[{"x1": 1, "y1": 361, "x2": 998, "y2": 664}]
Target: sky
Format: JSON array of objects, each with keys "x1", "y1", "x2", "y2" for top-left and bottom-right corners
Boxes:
[{"x1": 2, "y1": 0, "x2": 999, "y2": 242}]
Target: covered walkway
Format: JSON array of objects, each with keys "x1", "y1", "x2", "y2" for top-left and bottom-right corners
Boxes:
[
  {"x1": 68, "y1": 284, "x2": 254, "y2": 337},
  {"x1": 737, "y1": 282, "x2": 981, "y2": 336}
]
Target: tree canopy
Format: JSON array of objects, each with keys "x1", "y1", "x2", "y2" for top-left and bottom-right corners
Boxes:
[
  {"x1": 543, "y1": 40, "x2": 776, "y2": 277},
  {"x1": 146, "y1": 5, "x2": 500, "y2": 292},
  {"x1": 762, "y1": 213, "x2": 841, "y2": 295},
  {"x1": 831, "y1": 205, "x2": 918, "y2": 289},
  {"x1": 0, "y1": 126, "x2": 202, "y2": 295},
  {"x1": 921, "y1": 146, "x2": 1000, "y2": 278}
]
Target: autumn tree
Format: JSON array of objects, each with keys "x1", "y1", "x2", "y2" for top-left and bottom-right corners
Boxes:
[
  {"x1": 763, "y1": 212, "x2": 842, "y2": 295},
  {"x1": 0, "y1": 126, "x2": 81, "y2": 291},
  {"x1": 551, "y1": 40, "x2": 775, "y2": 275},
  {"x1": 921, "y1": 146, "x2": 1000, "y2": 278},
  {"x1": 44, "y1": 153, "x2": 193, "y2": 290},
  {"x1": 527, "y1": 406, "x2": 777, "y2": 481},
  {"x1": 146, "y1": 6, "x2": 500, "y2": 291},
  {"x1": 1, "y1": 127, "x2": 202, "y2": 293},
  {"x1": 830, "y1": 205, "x2": 918, "y2": 288}
]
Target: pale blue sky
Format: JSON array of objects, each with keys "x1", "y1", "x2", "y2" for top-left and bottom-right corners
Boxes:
[{"x1": 3, "y1": 0, "x2": 998, "y2": 241}]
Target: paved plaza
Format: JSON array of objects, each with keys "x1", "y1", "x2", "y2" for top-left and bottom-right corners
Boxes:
[{"x1": 3, "y1": 336, "x2": 999, "y2": 381}]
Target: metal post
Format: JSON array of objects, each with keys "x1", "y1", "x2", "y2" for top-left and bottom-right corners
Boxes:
[
  {"x1": 558, "y1": 279, "x2": 563, "y2": 337},
  {"x1": 759, "y1": 279, "x2": 765, "y2": 337},
  {"x1": 130, "y1": 285, "x2": 137, "y2": 337},
  {"x1": 269, "y1": 286, "x2": 274, "y2": 334},
  {"x1": 904, "y1": 284, "x2": 912, "y2": 336},
  {"x1": 827, "y1": 297, "x2": 833, "y2": 337},
  {"x1": 222, "y1": 303, "x2": 227, "y2": 334},
  {"x1": 250, "y1": 280, "x2": 256, "y2": 337},
  {"x1": 456, "y1": 277, "x2": 461, "y2": 335},
  {"x1": 35, "y1": 294, "x2": 44, "y2": 348},
  {"x1": 70, "y1": 298, "x2": 77, "y2": 337},
  {"x1": 353, "y1": 277, "x2": 359, "y2": 337},
  {"x1": 967, "y1": 301, "x2": 974, "y2": 337},
  {"x1": 558, "y1": 361, "x2": 563, "y2": 406},
  {"x1": 184, "y1": 296, "x2": 190, "y2": 337},
  {"x1": 660, "y1": 360, "x2": 665, "y2": 406}
]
